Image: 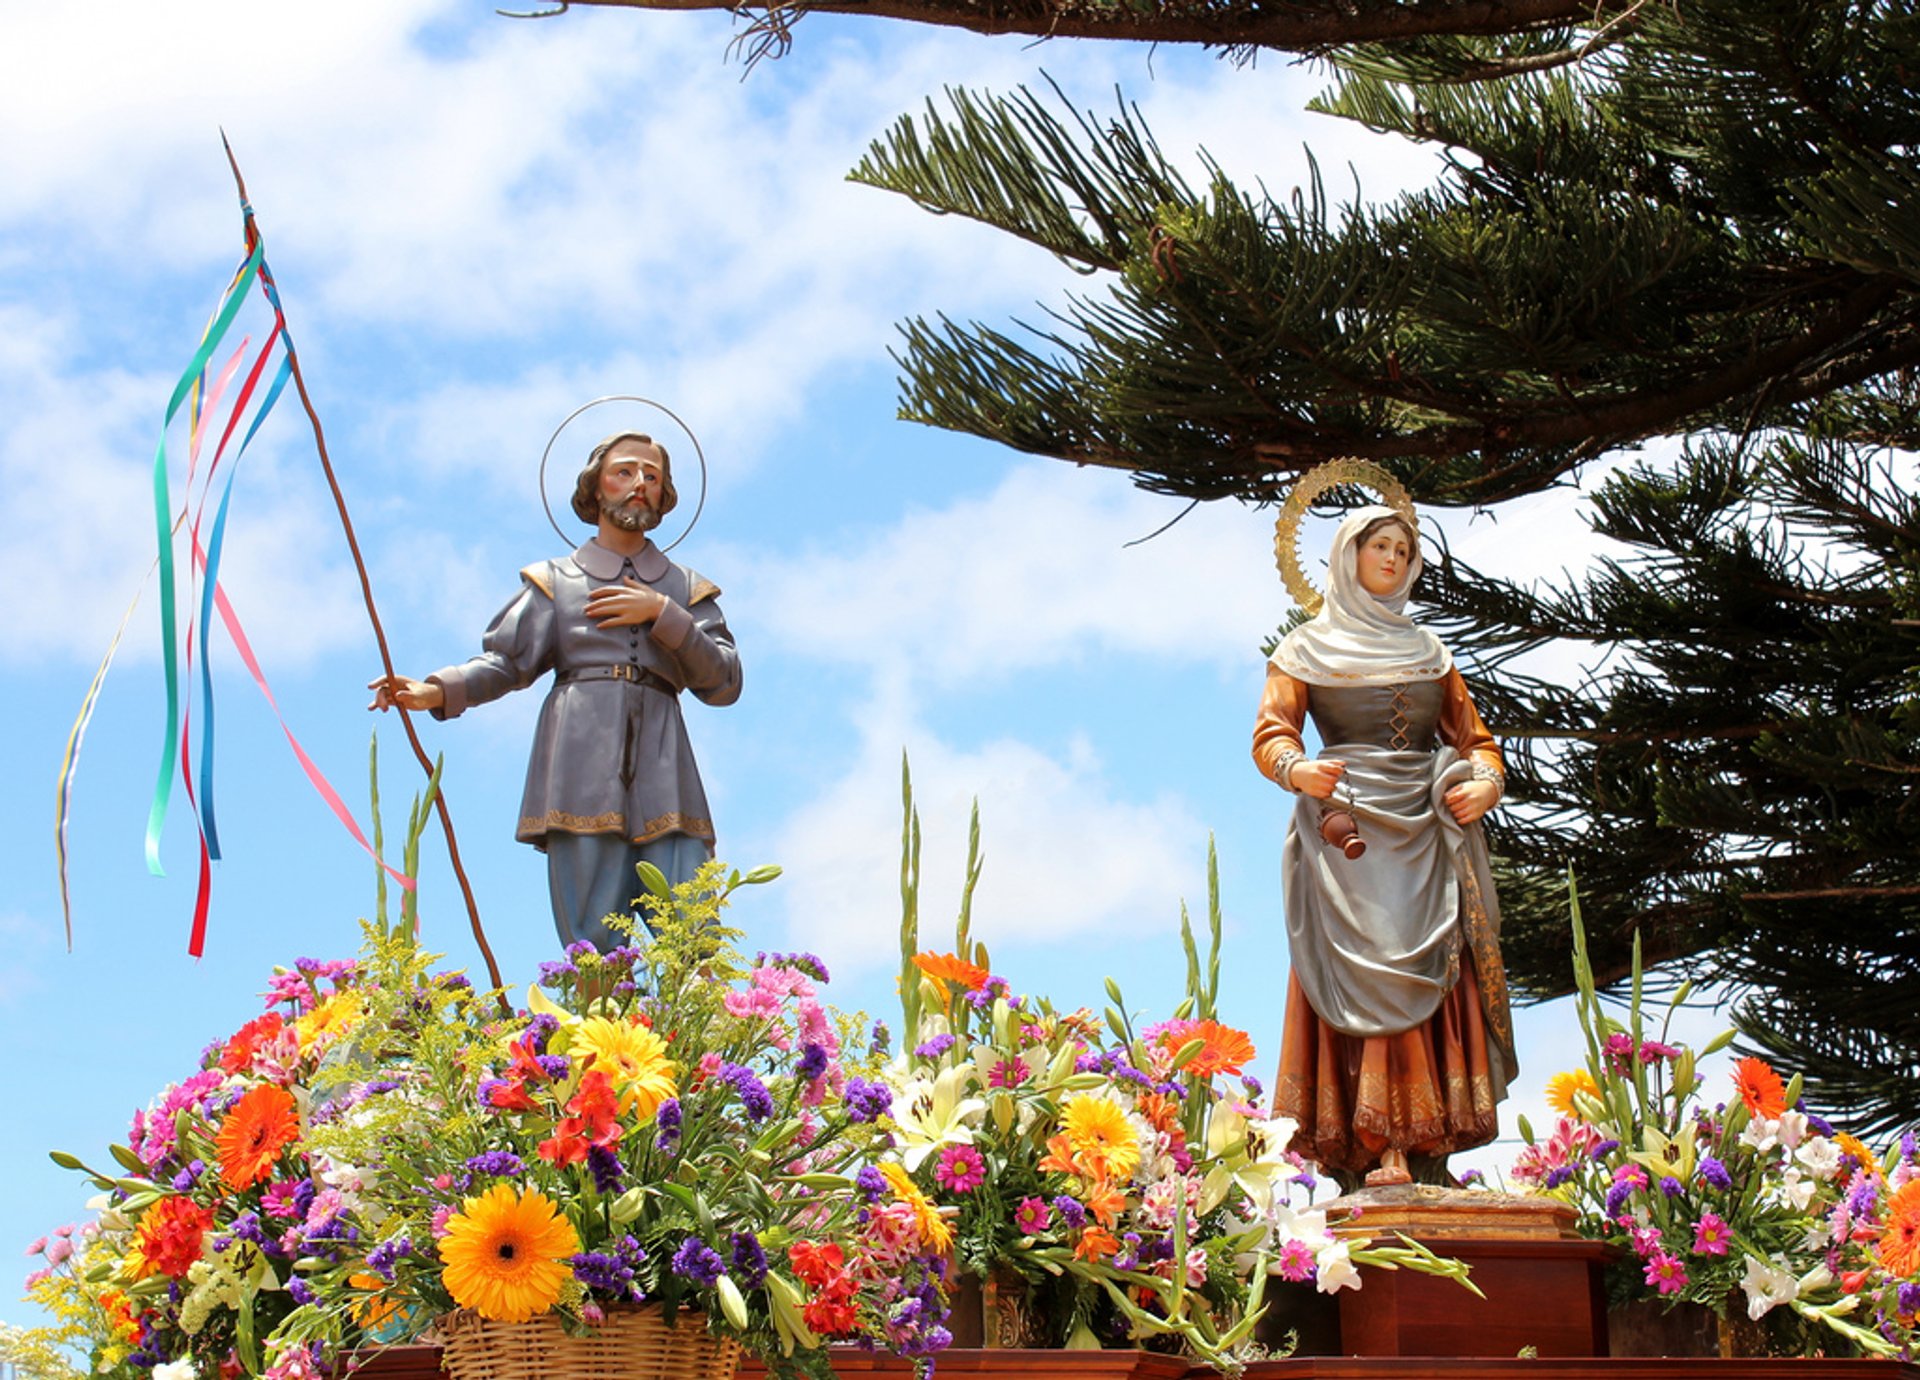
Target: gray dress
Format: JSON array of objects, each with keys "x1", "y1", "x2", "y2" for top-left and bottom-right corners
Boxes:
[{"x1": 1282, "y1": 679, "x2": 1516, "y2": 1079}]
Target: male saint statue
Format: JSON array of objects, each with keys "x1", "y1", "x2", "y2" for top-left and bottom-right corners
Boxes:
[{"x1": 370, "y1": 432, "x2": 741, "y2": 951}]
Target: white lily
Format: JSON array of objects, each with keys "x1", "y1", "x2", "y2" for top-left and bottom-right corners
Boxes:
[
  {"x1": 890, "y1": 1064, "x2": 985, "y2": 1172},
  {"x1": 1314, "y1": 1239, "x2": 1362, "y2": 1293},
  {"x1": 1740, "y1": 1256, "x2": 1797, "y2": 1320},
  {"x1": 1796, "y1": 1136, "x2": 1842, "y2": 1181}
]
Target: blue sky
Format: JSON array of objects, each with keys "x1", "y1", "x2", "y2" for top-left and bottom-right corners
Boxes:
[{"x1": 2, "y1": 0, "x2": 1733, "y2": 1325}]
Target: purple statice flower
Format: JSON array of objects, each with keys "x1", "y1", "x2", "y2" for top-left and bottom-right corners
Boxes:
[
  {"x1": 362, "y1": 1079, "x2": 402, "y2": 1098},
  {"x1": 1803, "y1": 1110, "x2": 1835, "y2": 1137},
  {"x1": 465, "y1": 1151, "x2": 525, "y2": 1177},
  {"x1": 1848, "y1": 1172, "x2": 1880, "y2": 1218},
  {"x1": 671, "y1": 1237, "x2": 726, "y2": 1287},
  {"x1": 1591, "y1": 1139, "x2": 1621, "y2": 1160},
  {"x1": 1240, "y1": 1074, "x2": 1265, "y2": 1100},
  {"x1": 1604, "y1": 1182, "x2": 1637, "y2": 1217},
  {"x1": 1902, "y1": 1130, "x2": 1917, "y2": 1160},
  {"x1": 534, "y1": 1053, "x2": 570, "y2": 1080},
  {"x1": 731, "y1": 1232, "x2": 768, "y2": 1287},
  {"x1": 571, "y1": 1251, "x2": 639, "y2": 1296},
  {"x1": 286, "y1": 1278, "x2": 316, "y2": 1306},
  {"x1": 1659, "y1": 1176, "x2": 1685, "y2": 1198},
  {"x1": 720, "y1": 1063, "x2": 774, "y2": 1121},
  {"x1": 844, "y1": 1078, "x2": 893, "y2": 1124},
  {"x1": 868, "y1": 1020, "x2": 890, "y2": 1057},
  {"x1": 588, "y1": 1145, "x2": 625, "y2": 1195},
  {"x1": 856, "y1": 1165, "x2": 887, "y2": 1202},
  {"x1": 524, "y1": 1014, "x2": 560, "y2": 1052},
  {"x1": 538, "y1": 960, "x2": 577, "y2": 988},
  {"x1": 565, "y1": 940, "x2": 597, "y2": 963},
  {"x1": 171, "y1": 1159, "x2": 206, "y2": 1192},
  {"x1": 366, "y1": 1237, "x2": 414, "y2": 1282},
  {"x1": 1458, "y1": 1169, "x2": 1485, "y2": 1186},
  {"x1": 655, "y1": 1098, "x2": 682, "y2": 1156},
  {"x1": 1899, "y1": 1282, "x2": 1920, "y2": 1315},
  {"x1": 1291, "y1": 1170, "x2": 1319, "y2": 1191},
  {"x1": 797, "y1": 1043, "x2": 830, "y2": 1082},
  {"x1": 1114, "y1": 1232, "x2": 1143, "y2": 1271},
  {"x1": 291, "y1": 1180, "x2": 318, "y2": 1220},
  {"x1": 1053, "y1": 1195, "x2": 1088, "y2": 1230},
  {"x1": 1074, "y1": 1053, "x2": 1103, "y2": 1074},
  {"x1": 914, "y1": 1034, "x2": 957, "y2": 1060},
  {"x1": 1698, "y1": 1156, "x2": 1732, "y2": 1190},
  {"x1": 1545, "y1": 1165, "x2": 1576, "y2": 1189},
  {"x1": 231, "y1": 1212, "x2": 286, "y2": 1259}
]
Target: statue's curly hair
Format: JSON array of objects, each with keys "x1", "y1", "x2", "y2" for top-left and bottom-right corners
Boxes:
[{"x1": 572, "y1": 432, "x2": 678, "y2": 524}]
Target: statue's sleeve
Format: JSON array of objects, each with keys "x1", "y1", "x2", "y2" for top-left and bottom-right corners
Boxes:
[
  {"x1": 1437, "y1": 668, "x2": 1506, "y2": 794},
  {"x1": 1252, "y1": 664, "x2": 1311, "y2": 790},
  {"x1": 649, "y1": 590, "x2": 742, "y2": 708},
  {"x1": 425, "y1": 575, "x2": 558, "y2": 720}
]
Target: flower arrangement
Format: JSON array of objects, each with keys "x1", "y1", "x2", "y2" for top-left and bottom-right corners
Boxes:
[
  {"x1": 279, "y1": 862, "x2": 951, "y2": 1372},
  {"x1": 1509, "y1": 885, "x2": 1920, "y2": 1359},
  {"x1": 883, "y1": 808, "x2": 1474, "y2": 1366},
  {"x1": 15, "y1": 863, "x2": 950, "y2": 1380},
  {"x1": 17, "y1": 954, "x2": 378, "y2": 1380}
]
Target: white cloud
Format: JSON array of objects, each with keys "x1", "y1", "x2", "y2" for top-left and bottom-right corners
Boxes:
[
  {"x1": 768, "y1": 691, "x2": 1211, "y2": 979},
  {"x1": 738, "y1": 459, "x2": 1280, "y2": 686}
]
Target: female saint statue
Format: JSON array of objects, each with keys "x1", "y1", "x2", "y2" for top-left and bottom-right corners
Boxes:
[{"x1": 1253, "y1": 483, "x2": 1515, "y2": 1188}]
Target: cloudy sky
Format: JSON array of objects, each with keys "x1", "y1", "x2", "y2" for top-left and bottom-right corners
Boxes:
[{"x1": 0, "y1": 0, "x2": 1733, "y2": 1318}]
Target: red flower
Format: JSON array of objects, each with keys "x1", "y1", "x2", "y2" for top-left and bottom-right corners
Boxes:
[
  {"x1": 537, "y1": 1070, "x2": 622, "y2": 1166},
  {"x1": 787, "y1": 1239, "x2": 845, "y2": 1289},
  {"x1": 132, "y1": 1197, "x2": 215, "y2": 1279},
  {"x1": 801, "y1": 1276, "x2": 860, "y2": 1336},
  {"x1": 1733, "y1": 1057, "x2": 1787, "y2": 1120},
  {"x1": 220, "y1": 1013, "x2": 287, "y2": 1074}
]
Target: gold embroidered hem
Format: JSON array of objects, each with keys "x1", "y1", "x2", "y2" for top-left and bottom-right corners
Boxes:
[
  {"x1": 1275, "y1": 955, "x2": 1501, "y2": 1177},
  {"x1": 520, "y1": 809, "x2": 715, "y2": 845}
]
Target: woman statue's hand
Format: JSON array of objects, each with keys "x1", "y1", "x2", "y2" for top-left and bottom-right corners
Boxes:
[
  {"x1": 1290, "y1": 758, "x2": 1346, "y2": 799},
  {"x1": 1444, "y1": 779, "x2": 1499, "y2": 825}
]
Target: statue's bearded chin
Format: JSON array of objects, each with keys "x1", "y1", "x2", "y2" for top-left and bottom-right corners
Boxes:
[{"x1": 603, "y1": 497, "x2": 662, "y2": 533}]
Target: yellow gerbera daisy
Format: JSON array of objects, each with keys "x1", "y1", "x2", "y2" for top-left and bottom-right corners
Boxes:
[
  {"x1": 1061, "y1": 1095, "x2": 1140, "y2": 1182},
  {"x1": 880, "y1": 1162, "x2": 954, "y2": 1253},
  {"x1": 294, "y1": 990, "x2": 363, "y2": 1054},
  {"x1": 439, "y1": 1183, "x2": 579, "y2": 1323},
  {"x1": 1544, "y1": 1069, "x2": 1601, "y2": 1118},
  {"x1": 1835, "y1": 1132, "x2": 1881, "y2": 1177},
  {"x1": 570, "y1": 1016, "x2": 677, "y2": 1122}
]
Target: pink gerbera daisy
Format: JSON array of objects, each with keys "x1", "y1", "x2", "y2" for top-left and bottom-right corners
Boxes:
[
  {"x1": 1692, "y1": 1212, "x2": 1730, "y2": 1257},
  {"x1": 1274, "y1": 1239, "x2": 1316, "y2": 1283},
  {"x1": 1015, "y1": 1196, "x2": 1051, "y2": 1234},
  {"x1": 934, "y1": 1143, "x2": 987, "y2": 1194},
  {"x1": 1644, "y1": 1251, "x2": 1689, "y2": 1296}
]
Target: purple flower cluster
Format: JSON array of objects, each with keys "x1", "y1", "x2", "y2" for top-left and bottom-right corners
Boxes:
[
  {"x1": 655, "y1": 1098, "x2": 682, "y2": 1156},
  {"x1": 731, "y1": 1231, "x2": 768, "y2": 1287},
  {"x1": 797, "y1": 1043, "x2": 830, "y2": 1082},
  {"x1": 465, "y1": 1151, "x2": 526, "y2": 1177},
  {"x1": 286, "y1": 1278, "x2": 316, "y2": 1306},
  {"x1": 914, "y1": 1034, "x2": 957, "y2": 1060},
  {"x1": 844, "y1": 1078, "x2": 893, "y2": 1124},
  {"x1": 171, "y1": 1159, "x2": 206, "y2": 1192},
  {"x1": 868, "y1": 1020, "x2": 890, "y2": 1057},
  {"x1": 719, "y1": 1063, "x2": 775, "y2": 1121},
  {"x1": 1053, "y1": 1195, "x2": 1088, "y2": 1229},
  {"x1": 588, "y1": 1144, "x2": 626, "y2": 1194},
  {"x1": 571, "y1": 1237, "x2": 647, "y2": 1299},
  {"x1": 671, "y1": 1236, "x2": 726, "y2": 1287},
  {"x1": 366, "y1": 1236, "x2": 415, "y2": 1282},
  {"x1": 1698, "y1": 1155, "x2": 1732, "y2": 1190},
  {"x1": 755, "y1": 950, "x2": 832, "y2": 982},
  {"x1": 856, "y1": 1165, "x2": 887, "y2": 1202}
]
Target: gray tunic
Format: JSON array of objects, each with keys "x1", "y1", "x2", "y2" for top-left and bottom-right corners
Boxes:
[
  {"x1": 1282, "y1": 679, "x2": 1514, "y2": 1073},
  {"x1": 428, "y1": 538, "x2": 741, "y2": 850}
]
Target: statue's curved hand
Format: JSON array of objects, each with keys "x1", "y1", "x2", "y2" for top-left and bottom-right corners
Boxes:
[
  {"x1": 1290, "y1": 758, "x2": 1346, "y2": 799},
  {"x1": 367, "y1": 674, "x2": 444, "y2": 713},
  {"x1": 1444, "y1": 779, "x2": 1499, "y2": 825},
  {"x1": 585, "y1": 577, "x2": 668, "y2": 629}
]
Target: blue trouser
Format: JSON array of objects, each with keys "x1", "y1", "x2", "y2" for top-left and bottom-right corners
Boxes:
[{"x1": 544, "y1": 831, "x2": 710, "y2": 953}]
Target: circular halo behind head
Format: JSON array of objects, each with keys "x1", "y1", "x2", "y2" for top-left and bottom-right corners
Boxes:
[
  {"x1": 539, "y1": 395, "x2": 709, "y2": 553},
  {"x1": 1273, "y1": 458, "x2": 1419, "y2": 613}
]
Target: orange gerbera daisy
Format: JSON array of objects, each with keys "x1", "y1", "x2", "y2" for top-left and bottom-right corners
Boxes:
[
  {"x1": 1733, "y1": 1057, "x2": 1787, "y2": 1120},
  {"x1": 1545, "y1": 1069, "x2": 1601, "y2": 1118},
  {"x1": 1156, "y1": 1020, "x2": 1256, "y2": 1079},
  {"x1": 913, "y1": 951, "x2": 991, "y2": 1005},
  {"x1": 216, "y1": 1084, "x2": 302, "y2": 1190},
  {"x1": 1878, "y1": 1180, "x2": 1920, "y2": 1279},
  {"x1": 440, "y1": 1184, "x2": 579, "y2": 1322}
]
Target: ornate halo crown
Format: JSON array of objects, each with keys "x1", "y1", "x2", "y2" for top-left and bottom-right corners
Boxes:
[{"x1": 1273, "y1": 457, "x2": 1419, "y2": 614}]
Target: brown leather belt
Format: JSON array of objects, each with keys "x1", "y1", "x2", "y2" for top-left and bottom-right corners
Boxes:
[{"x1": 556, "y1": 665, "x2": 677, "y2": 694}]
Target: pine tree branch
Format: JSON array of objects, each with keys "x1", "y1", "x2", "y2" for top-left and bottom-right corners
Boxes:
[{"x1": 566, "y1": 0, "x2": 1607, "y2": 51}]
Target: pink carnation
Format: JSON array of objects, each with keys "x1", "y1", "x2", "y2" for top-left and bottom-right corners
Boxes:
[{"x1": 935, "y1": 1144, "x2": 987, "y2": 1194}]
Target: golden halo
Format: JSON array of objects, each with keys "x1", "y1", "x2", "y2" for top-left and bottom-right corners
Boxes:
[{"x1": 1273, "y1": 458, "x2": 1419, "y2": 614}]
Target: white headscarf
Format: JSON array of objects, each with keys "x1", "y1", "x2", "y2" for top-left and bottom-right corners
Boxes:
[{"x1": 1270, "y1": 504, "x2": 1452, "y2": 687}]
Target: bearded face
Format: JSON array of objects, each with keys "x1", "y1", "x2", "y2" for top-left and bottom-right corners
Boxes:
[{"x1": 601, "y1": 491, "x2": 662, "y2": 533}]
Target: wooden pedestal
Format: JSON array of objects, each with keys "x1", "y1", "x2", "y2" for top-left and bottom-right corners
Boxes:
[{"x1": 1327, "y1": 1184, "x2": 1611, "y2": 1358}]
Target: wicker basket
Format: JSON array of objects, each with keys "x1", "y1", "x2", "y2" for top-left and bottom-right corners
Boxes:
[{"x1": 437, "y1": 1305, "x2": 741, "y2": 1380}]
